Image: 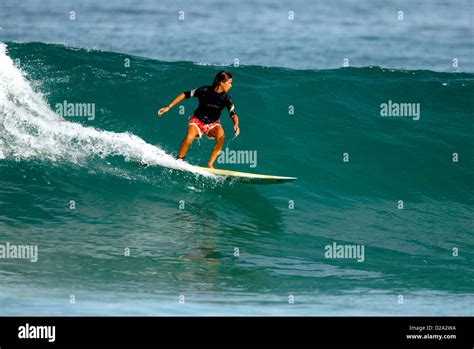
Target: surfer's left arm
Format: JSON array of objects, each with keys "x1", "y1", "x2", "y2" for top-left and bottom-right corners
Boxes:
[
  {"x1": 226, "y1": 95, "x2": 240, "y2": 137},
  {"x1": 231, "y1": 114, "x2": 240, "y2": 137}
]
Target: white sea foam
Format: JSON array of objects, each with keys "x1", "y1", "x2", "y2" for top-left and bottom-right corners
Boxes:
[{"x1": 0, "y1": 43, "x2": 213, "y2": 177}]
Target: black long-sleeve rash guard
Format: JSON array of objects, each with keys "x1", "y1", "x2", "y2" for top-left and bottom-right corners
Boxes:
[{"x1": 183, "y1": 86, "x2": 236, "y2": 124}]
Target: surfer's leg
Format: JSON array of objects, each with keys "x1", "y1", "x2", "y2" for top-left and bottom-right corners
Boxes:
[
  {"x1": 207, "y1": 126, "x2": 225, "y2": 169},
  {"x1": 178, "y1": 125, "x2": 199, "y2": 158}
]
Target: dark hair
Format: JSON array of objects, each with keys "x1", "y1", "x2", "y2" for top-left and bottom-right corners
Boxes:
[{"x1": 212, "y1": 70, "x2": 232, "y2": 88}]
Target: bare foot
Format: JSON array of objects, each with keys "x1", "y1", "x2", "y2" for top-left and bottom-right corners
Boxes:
[{"x1": 207, "y1": 163, "x2": 215, "y2": 169}]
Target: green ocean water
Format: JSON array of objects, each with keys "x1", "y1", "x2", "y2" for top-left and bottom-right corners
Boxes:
[{"x1": 0, "y1": 42, "x2": 473, "y2": 315}]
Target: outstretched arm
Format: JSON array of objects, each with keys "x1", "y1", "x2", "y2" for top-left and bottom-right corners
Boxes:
[{"x1": 157, "y1": 93, "x2": 186, "y2": 117}]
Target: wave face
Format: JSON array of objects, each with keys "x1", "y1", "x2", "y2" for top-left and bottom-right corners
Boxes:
[{"x1": 0, "y1": 42, "x2": 473, "y2": 315}]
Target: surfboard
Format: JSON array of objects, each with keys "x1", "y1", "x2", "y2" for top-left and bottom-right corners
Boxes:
[{"x1": 193, "y1": 166, "x2": 297, "y2": 184}]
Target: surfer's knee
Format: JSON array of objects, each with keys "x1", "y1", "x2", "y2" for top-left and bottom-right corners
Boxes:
[
  {"x1": 216, "y1": 135, "x2": 224, "y2": 145},
  {"x1": 185, "y1": 134, "x2": 196, "y2": 145},
  {"x1": 185, "y1": 129, "x2": 198, "y2": 144},
  {"x1": 216, "y1": 128, "x2": 224, "y2": 142}
]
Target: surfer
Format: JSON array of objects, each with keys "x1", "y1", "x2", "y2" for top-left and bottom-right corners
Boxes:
[{"x1": 157, "y1": 70, "x2": 240, "y2": 169}]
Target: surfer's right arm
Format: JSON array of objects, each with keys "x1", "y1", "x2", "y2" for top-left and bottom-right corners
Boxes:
[{"x1": 157, "y1": 93, "x2": 186, "y2": 117}]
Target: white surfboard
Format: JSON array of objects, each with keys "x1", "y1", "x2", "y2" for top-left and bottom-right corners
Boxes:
[{"x1": 194, "y1": 166, "x2": 297, "y2": 184}]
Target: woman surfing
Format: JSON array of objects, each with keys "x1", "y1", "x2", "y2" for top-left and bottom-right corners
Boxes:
[{"x1": 157, "y1": 70, "x2": 240, "y2": 169}]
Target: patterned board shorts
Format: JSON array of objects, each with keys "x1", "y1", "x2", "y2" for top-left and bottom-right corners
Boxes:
[{"x1": 188, "y1": 115, "x2": 221, "y2": 139}]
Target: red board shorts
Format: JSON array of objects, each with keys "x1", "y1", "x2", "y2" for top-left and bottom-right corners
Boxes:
[{"x1": 188, "y1": 115, "x2": 221, "y2": 139}]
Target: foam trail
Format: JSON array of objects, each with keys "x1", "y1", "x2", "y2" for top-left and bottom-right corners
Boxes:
[{"x1": 0, "y1": 43, "x2": 211, "y2": 176}]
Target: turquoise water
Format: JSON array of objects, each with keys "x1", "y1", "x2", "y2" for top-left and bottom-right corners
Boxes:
[
  {"x1": 1, "y1": 0, "x2": 473, "y2": 72},
  {"x1": 0, "y1": 42, "x2": 473, "y2": 315}
]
